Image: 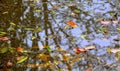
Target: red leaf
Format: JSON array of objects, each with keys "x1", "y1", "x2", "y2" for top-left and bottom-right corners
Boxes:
[
  {"x1": 66, "y1": 21, "x2": 77, "y2": 27},
  {"x1": 73, "y1": 48, "x2": 86, "y2": 53},
  {"x1": 74, "y1": 46, "x2": 95, "y2": 53}
]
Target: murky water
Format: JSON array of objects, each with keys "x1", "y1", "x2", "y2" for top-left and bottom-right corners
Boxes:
[{"x1": 0, "y1": 0, "x2": 120, "y2": 71}]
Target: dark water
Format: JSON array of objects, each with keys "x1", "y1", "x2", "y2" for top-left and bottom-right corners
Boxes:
[{"x1": 0, "y1": 0, "x2": 120, "y2": 71}]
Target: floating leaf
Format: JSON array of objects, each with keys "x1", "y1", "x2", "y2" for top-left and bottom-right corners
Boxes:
[
  {"x1": 17, "y1": 47, "x2": 23, "y2": 52},
  {"x1": 0, "y1": 32, "x2": 7, "y2": 36},
  {"x1": 107, "y1": 47, "x2": 111, "y2": 53},
  {"x1": 86, "y1": 68, "x2": 92, "y2": 71},
  {"x1": 35, "y1": 10, "x2": 42, "y2": 13},
  {"x1": 51, "y1": 10, "x2": 56, "y2": 14},
  {"x1": 112, "y1": 20, "x2": 119, "y2": 23},
  {"x1": 84, "y1": 45, "x2": 96, "y2": 50},
  {"x1": 34, "y1": 27, "x2": 42, "y2": 32},
  {"x1": 8, "y1": 47, "x2": 14, "y2": 53},
  {"x1": 66, "y1": 21, "x2": 78, "y2": 27},
  {"x1": 0, "y1": 37, "x2": 9, "y2": 41},
  {"x1": 114, "y1": 38, "x2": 120, "y2": 41},
  {"x1": 73, "y1": 48, "x2": 85, "y2": 53},
  {"x1": 47, "y1": 46, "x2": 52, "y2": 52},
  {"x1": 71, "y1": 12, "x2": 77, "y2": 17},
  {"x1": 10, "y1": 22, "x2": 16, "y2": 26},
  {"x1": 31, "y1": 36, "x2": 36, "y2": 40},
  {"x1": 7, "y1": 60, "x2": 12, "y2": 67},
  {"x1": 24, "y1": 28, "x2": 34, "y2": 31},
  {"x1": 0, "y1": 48, "x2": 8, "y2": 53},
  {"x1": 95, "y1": 18, "x2": 104, "y2": 22},
  {"x1": 2, "y1": 11, "x2": 8, "y2": 14},
  {"x1": 100, "y1": 21, "x2": 111, "y2": 25},
  {"x1": 53, "y1": 5, "x2": 59, "y2": 9},
  {"x1": 115, "y1": 52, "x2": 120, "y2": 61},
  {"x1": 74, "y1": 46, "x2": 95, "y2": 53},
  {"x1": 80, "y1": 35, "x2": 87, "y2": 39},
  {"x1": 8, "y1": 27, "x2": 15, "y2": 31},
  {"x1": 17, "y1": 56, "x2": 28, "y2": 64},
  {"x1": 110, "y1": 49, "x2": 120, "y2": 53},
  {"x1": 116, "y1": 28, "x2": 120, "y2": 31},
  {"x1": 74, "y1": 9, "x2": 80, "y2": 13}
]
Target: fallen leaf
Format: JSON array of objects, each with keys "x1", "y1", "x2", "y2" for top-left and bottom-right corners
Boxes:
[
  {"x1": 0, "y1": 47, "x2": 8, "y2": 53},
  {"x1": 113, "y1": 38, "x2": 120, "y2": 41},
  {"x1": 10, "y1": 22, "x2": 16, "y2": 26},
  {"x1": 74, "y1": 46, "x2": 95, "y2": 53},
  {"x1": 116, "y1": 28, "x2": 120, "y2": 31},
  {"x1": 17, "y1": 56, "x2": 28, "y2": 64},
  {"x1": 100, "y1": 20, "x2": 111, "y2": 25},
  {"x1": 103, "y1": 29, "x2": 108, "y2": 33},
  {"x1": 0, "y1": 37, "x2": 9, "y2": 41},
  {"x1": 107, "y1": 47, "x2": 111, "y2": 53},
  {"x1": 110, "y1": 49, "x2": 120, "y2": 53},
  {"x1": 84, "y1": 45, "x2": 96, "y2": 50},
  {"x1": 112, "y1": 20, "x2": 119, "y2": 23},
  {"x1": 17, "y1": 47, "x2": 23, "y2": 52},
  {"x1": 71, "y1": 12, "x2": 77, "y2": 17},
  {"x1": 66, "y1": 21, "x2": 77, "y2": 27},
  {"x1": 73, "y1": 48, "x2": 86, "y2": 53},
  {"x1": 7, "y1": 60, "x2": 12, "y2": 67},
  {"x1": 53, "y1": 5, "x2": 59, "y2": 9},
  {"x1": 86, "y1": 68, "x2": 92, "y2": 71}
]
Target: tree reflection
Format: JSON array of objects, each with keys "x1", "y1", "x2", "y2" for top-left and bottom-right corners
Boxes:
[{"x1": 0, "y1": 0, "x2": 120, "y2": 71}]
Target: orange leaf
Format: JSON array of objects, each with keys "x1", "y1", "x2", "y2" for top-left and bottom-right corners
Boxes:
[
  {"x1": 66, "y1": 21, "x2": 77, "y2": 27},
  {"x1": 86, "y1": 68, "x2": 92, "y2": 71},
  {"x1": 17, "y1": 47, "x2": 23, "y2": 52},
  {"x1": 100, "y1": 20, "x2": 111, "y2": 25},
  {"x1": 53, "y1": 5, "x2": 59, "y2": 9}
]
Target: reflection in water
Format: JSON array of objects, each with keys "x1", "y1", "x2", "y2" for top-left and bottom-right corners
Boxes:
[{"x1": 0, "y1": 0, "x2": 120, "y2": 71}]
